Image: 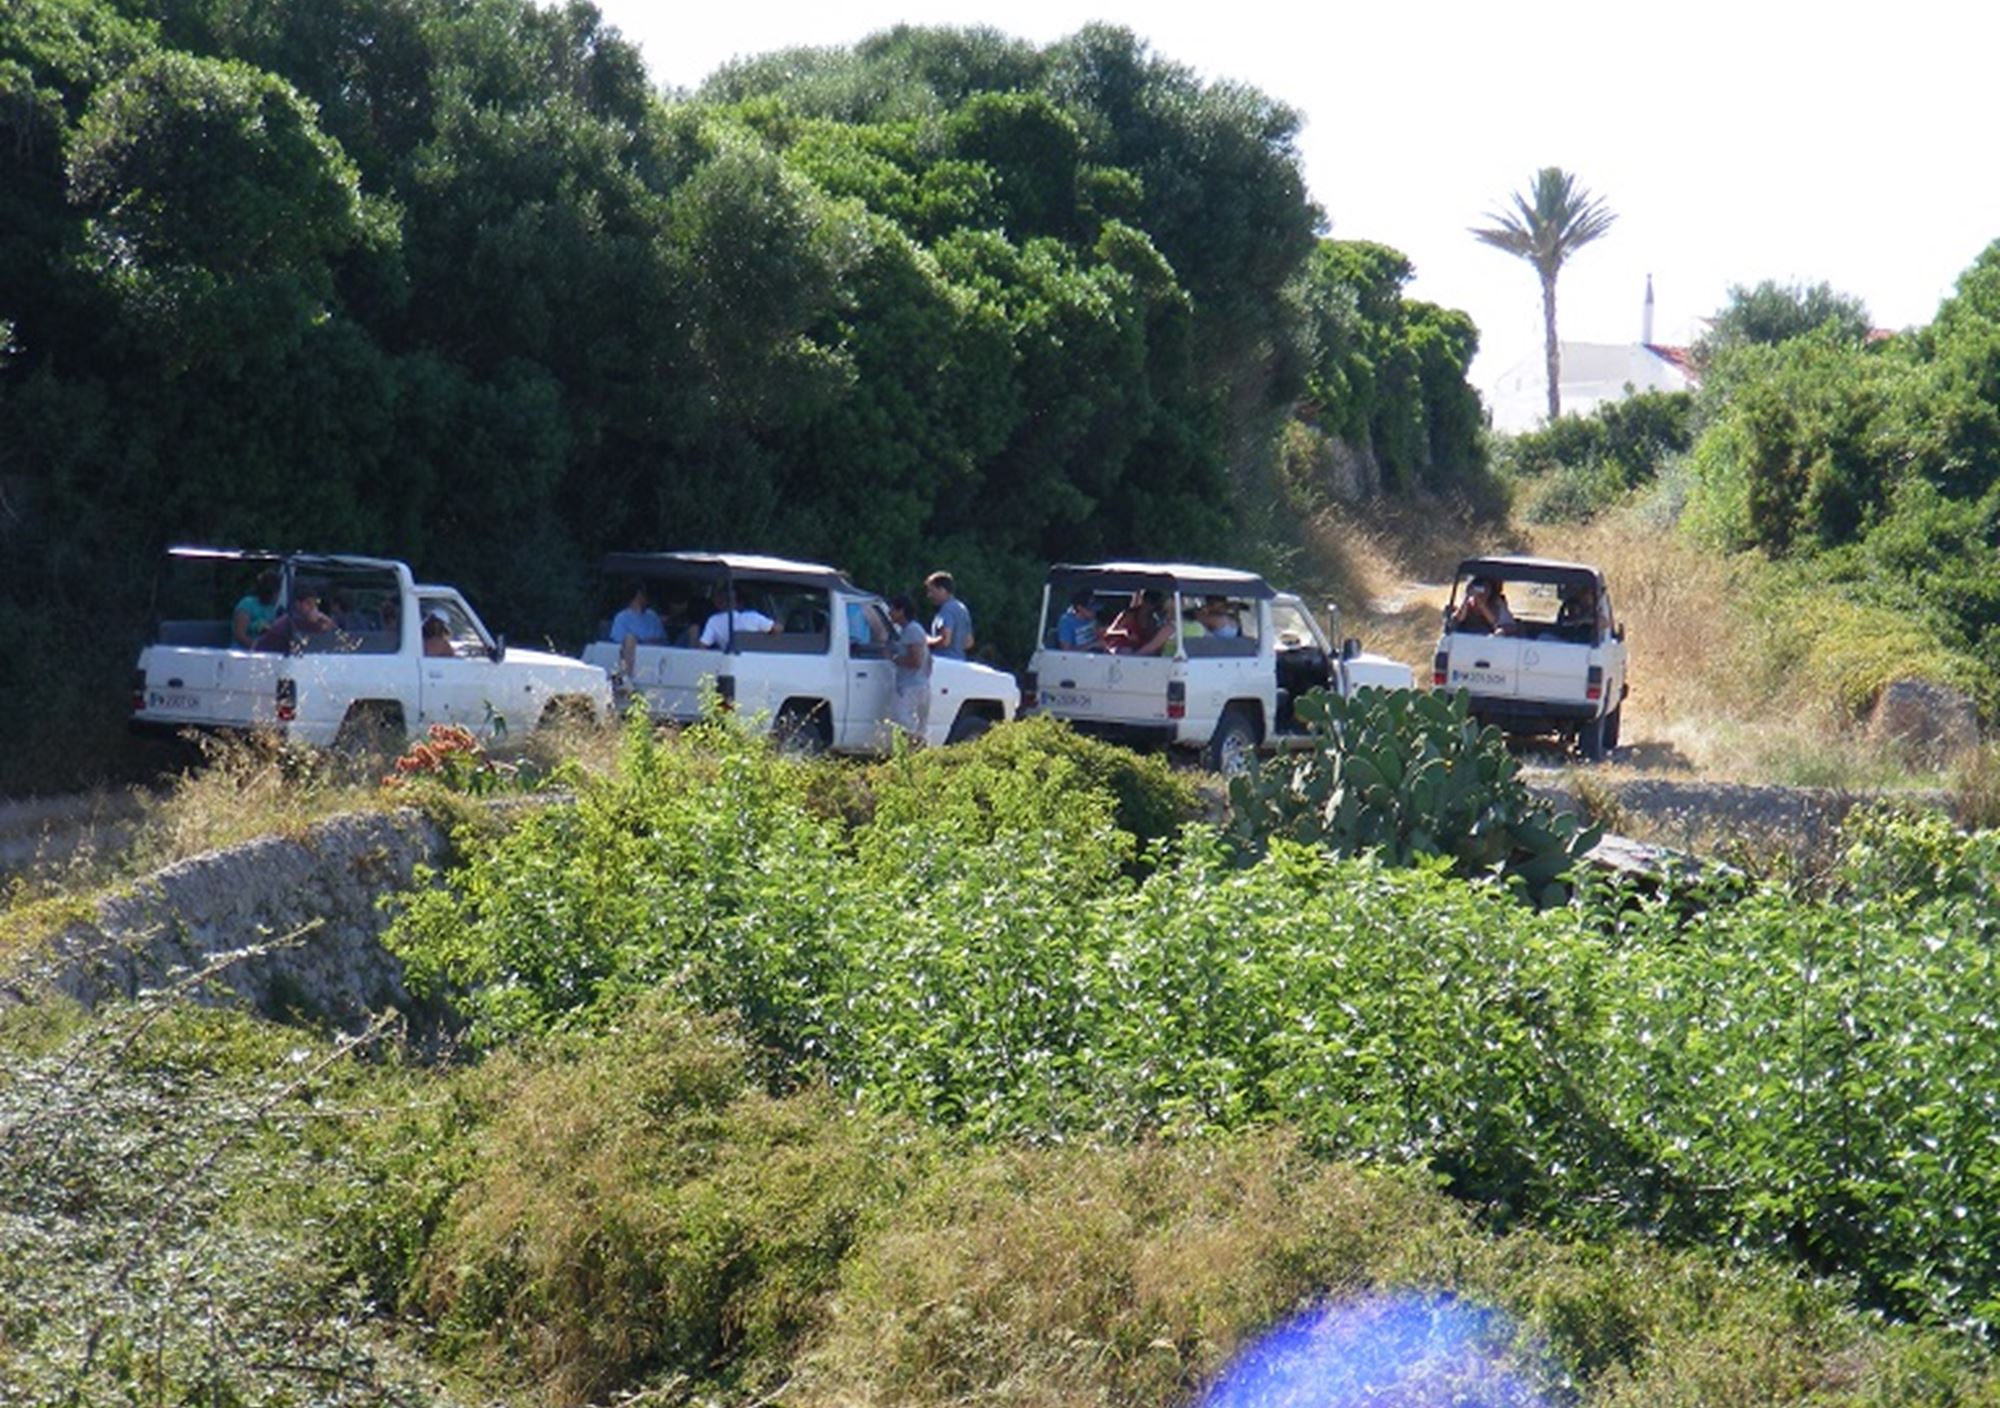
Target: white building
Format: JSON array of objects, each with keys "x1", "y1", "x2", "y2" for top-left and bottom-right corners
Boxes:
[{"x1": 1485, "y1": 276, "x2": 1698, "y2": 434}]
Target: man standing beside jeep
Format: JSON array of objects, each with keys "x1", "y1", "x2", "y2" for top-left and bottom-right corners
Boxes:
[
  {"x1": 888, "y1": 595, "x2": 931, "y2": 741},
  {"x1": 925, "y1": 571, "x2": 973, "y2": 660}
]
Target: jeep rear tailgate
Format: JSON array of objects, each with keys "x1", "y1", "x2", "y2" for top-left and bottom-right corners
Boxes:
[
  {"x1": 1518, "y1": 640, "x2": 1592, "y2": 704},
  {"x1": 1037, "y1": 651, "x2": 1176, "y2": 725},
  {"x1": 1442, "y1": 635, "x2": 1522, "y2": 696},
  {"x1": 139, "y1": 647, "x2": 281, "y2": 729}
]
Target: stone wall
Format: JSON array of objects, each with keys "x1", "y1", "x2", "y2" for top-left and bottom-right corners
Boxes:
[{"x1": 31, "y1": 809, "x2": 453, "y2": 1034}]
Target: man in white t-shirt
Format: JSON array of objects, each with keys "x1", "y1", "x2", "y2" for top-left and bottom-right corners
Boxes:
[{"x1": 698, "y1": 587, "x2": 777, "y2": 648}]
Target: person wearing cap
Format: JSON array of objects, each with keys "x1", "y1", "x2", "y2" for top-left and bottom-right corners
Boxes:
[
  {"x1": 253, "y1": 585, "x2": 335, "y2": 653},
  {"x1": 421, "y1": 613, "x2": 455, "y2": 658},
  {"x1": 1056, "y1": 588, "x2": 1101, "y2": 651}
]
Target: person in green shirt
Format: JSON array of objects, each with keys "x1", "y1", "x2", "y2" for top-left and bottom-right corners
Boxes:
[{"x1": 232, "y1": 571, "x2": 281, "y2": 649}]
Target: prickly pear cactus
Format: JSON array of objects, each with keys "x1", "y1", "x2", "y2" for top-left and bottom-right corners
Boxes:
[{"x1": 1227, "y1": 687, "x2": 1601, "y2": 906}]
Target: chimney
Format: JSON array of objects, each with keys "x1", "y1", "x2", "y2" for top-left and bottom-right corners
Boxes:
[{"x1": 1642, "y1": 273, "x2": 1655, "y2": 346}]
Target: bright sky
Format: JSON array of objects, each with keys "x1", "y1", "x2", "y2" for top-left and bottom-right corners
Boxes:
[{"x1": 594, "y1": 0, "x2": 2000, "y2": 394}]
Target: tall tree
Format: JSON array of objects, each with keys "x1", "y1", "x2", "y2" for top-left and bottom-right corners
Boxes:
[
  {"x1": 1471, "y1": 166, "x2": 1615, "y2": 421},
  {"x1": 1692, "y1": 278, "x2": 1871, "y2": 371}
]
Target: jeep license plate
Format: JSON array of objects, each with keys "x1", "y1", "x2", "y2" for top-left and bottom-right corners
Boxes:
[
  {"x1": 1041, "y1": 689, "x2": 1092, "y2": 709},
  {"x1": 149, "y1": 691, "x2": 200, "y2": 711},
  {"x1": 1451, "y1": 670, "x2": 1509, "y2": 687}
]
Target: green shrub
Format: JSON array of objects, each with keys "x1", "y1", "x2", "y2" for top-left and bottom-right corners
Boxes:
[
  {"x1": 1757, "y1": 579, "x2": 1995, "y2": 720},
  {"x1": 389, "y1": 712, "x2": 2000, "y2": 1335},
  {"x1": 864, "y1": 714, "x2": 1199, "y2": 855},
  {"x1": 1521, "y1": 456, "x2": 1632, "y2": 524},
  {"x1": 1227, "y1": 687, "x2": 1600, "y2": 905},
  {"x1": 1498, "y1": 390, "x2": 1695, "y2": 527}
]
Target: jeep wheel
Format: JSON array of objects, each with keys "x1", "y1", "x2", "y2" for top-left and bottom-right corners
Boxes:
[
  {"x1": 334, "y1": 703, "x2": 404, "y2": 759},
  {"x1": 1205, "y1": 706, "x2": 1260, "y2": 777},
  {"x1": 1579, "y1": 711, "x2": 1608, "y2": 763},
  {"x1": 1603, "y1": 705, "x2": 1622, "y2": 754},
  {"x1": 945, "y1": 710, "x2": 994, "y2": 746},
  {"x1": 538, "y1": 696, "x2": 598, "y2": 732},
  {"x1": 773, "y1": 703, "x2": 830, "y2": 757}
]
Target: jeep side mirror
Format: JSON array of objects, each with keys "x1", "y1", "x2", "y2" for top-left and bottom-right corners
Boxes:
[
  {"x1": 489, "y1": 633, "x2": 507, "y2": 663},
  {"x1": 1613, "y1": 624, "x2": 1625, "y2": 642},
  {"x1": 1342, "y1": 637, "x2": 1361, "y2": 660}
]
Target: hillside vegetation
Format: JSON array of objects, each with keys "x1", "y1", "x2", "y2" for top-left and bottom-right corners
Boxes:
[
  {"x1": 9, "y1": 714, "x2": 2000, "y2": 1404},
  {"x1": 0, "y1": 0, "x2": 1486, "y2": 795},
  {"x1": 1321, "y1": 257, "x2": 2000, "y2": 791}
]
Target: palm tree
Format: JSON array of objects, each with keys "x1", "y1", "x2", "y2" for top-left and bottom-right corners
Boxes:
[{"x1": 1472, "y1": 168, "x2": 1616, "y2": 422}]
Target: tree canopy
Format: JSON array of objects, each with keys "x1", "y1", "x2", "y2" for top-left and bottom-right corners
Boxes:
[
  {"x1": 1692, "y1": 278, "x2": 1873, "y2": 371},
  {"x1": 1684, "y1": 243, "x2": 2000, "y2": 692},
  {"x1": 0, "y1": 0, "x2": 1488, "y2": 792}
]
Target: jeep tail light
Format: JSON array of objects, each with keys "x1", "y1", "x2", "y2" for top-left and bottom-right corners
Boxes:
[
  {"x1": 1432, "y1": 651, "x2": 1448, "y2": 689},
  {"x1": 1166, "y1": 680, "x2": 1186, "y2": 720},
  {"x1": 130, "y1": 669, "x2": 147, "y2": 714},
  {"x1": 1020, "y1": 670, "x2": 1038, "y2": 712},
  {"x1": 275, "y1": 677, "x2": 298, "y2": 722},
  {"x1": 716, "y1": 674, "x2": 736, "y2": 710},
  {"x1": 1586, "y1": 665, "x2": 1603, "y2": 702}
]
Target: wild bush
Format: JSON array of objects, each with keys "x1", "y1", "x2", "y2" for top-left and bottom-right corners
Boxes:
[
  {"x1": 1227, "y1": 687, "x2": 1600, "y2": 905},
  {"x1": 1520, "y1": 456, "x2": 1631, "y2": 524},
  {"x1": 790, "y1": 1137, "x2": 1509, "y2": 1407},
  {"x1": 409, "y1": 997, "x2": 923, "y2": 1406},
  {"x1": 0, "y1": 999, "x2": 448, "y2": 1405},
  {"x1": 864, "y1": 713, "x2": 1198, "y2": 856},
  {"x1": 1498, "y1": 390, "x2": 1694, "y2": 525},
  {"x1": 388, "y1": 712, "x2": 2000, "y2": 1335}
]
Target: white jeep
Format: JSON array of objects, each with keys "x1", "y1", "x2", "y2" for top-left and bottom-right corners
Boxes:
[
  {"x1": 582, "y1": 552, "x2": 1017, "y2": 752},
  {"x1": 1023, "y1": 561, "x2": 1414, "y2": 773},
  {"x1": 1431, "y1": 555, "x2": 1628, "y2": 760},
  {"x1": 130, "y1": 547, "x2": 613, "y2": 748}
]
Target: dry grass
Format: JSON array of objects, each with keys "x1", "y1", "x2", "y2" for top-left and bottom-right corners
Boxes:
[
  {"x1": 2, "y1": 734, "x2": 385, "y2": 910},
  {"x1": 1, "y1": 719, "x2": 625, "y2": 949},
  {"x1": 1271, "y1": 490, "x2": 1970, "y2": 792},
  {"x1": 790, "y1": 1136, "x2": 1458, "y2": 1407},
  {"x1": 789, "y1": 1129, "x2": 1997, "y2": 1408},
  {"x1": 1520, "y1": 514, "x2": 1961, "y2": 790},
  {"x1": 1293, "y1": 496, "x2": 1525, "y2": 675}
]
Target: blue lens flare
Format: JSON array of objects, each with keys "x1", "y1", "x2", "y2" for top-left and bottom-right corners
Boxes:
[{"x1": 1199, "y1": 1293, "x2": 1543, "y2": 1407}]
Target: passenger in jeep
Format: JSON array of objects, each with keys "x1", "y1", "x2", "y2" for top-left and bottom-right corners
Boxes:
[
  {"x1": 422, "y1": 613, "x2": 455, "y2": 658},
  {"x1": 1056, "y1": 589, "x2": 1102, "y2": 650},
  {"x1": 1558, "y1": 582, "x2": 1600, "y2": 632},
  {"x1": 1188, "y1": 597, "x2": 1240, "y2": 639},
  {"x1": 1102, "y1": 590, "x2": 1175, "y2": 655},
  {"x1": 1452, "y1": 578, "x2": 1516, "y2": 635},
  {"x1": 254, "y1": 586, "x2": 336, "y2": 653},
  {"x1": 698, "y1": 587, "x2": 778, "y2": 648},
  {"x1": 232, "y1": 571, "x2": 281, "y2": 649}
]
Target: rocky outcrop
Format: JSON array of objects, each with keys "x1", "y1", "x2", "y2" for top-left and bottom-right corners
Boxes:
[
  {"x1": 1322, "y1": 435, "x2": 1384, "y2": 502},
  {"x1": 1868, "y1": 680, "x2": 1979, "y2": 765},
  {"x1": 29, "y1": 809, "x2": 453, "y2": 1035}
]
